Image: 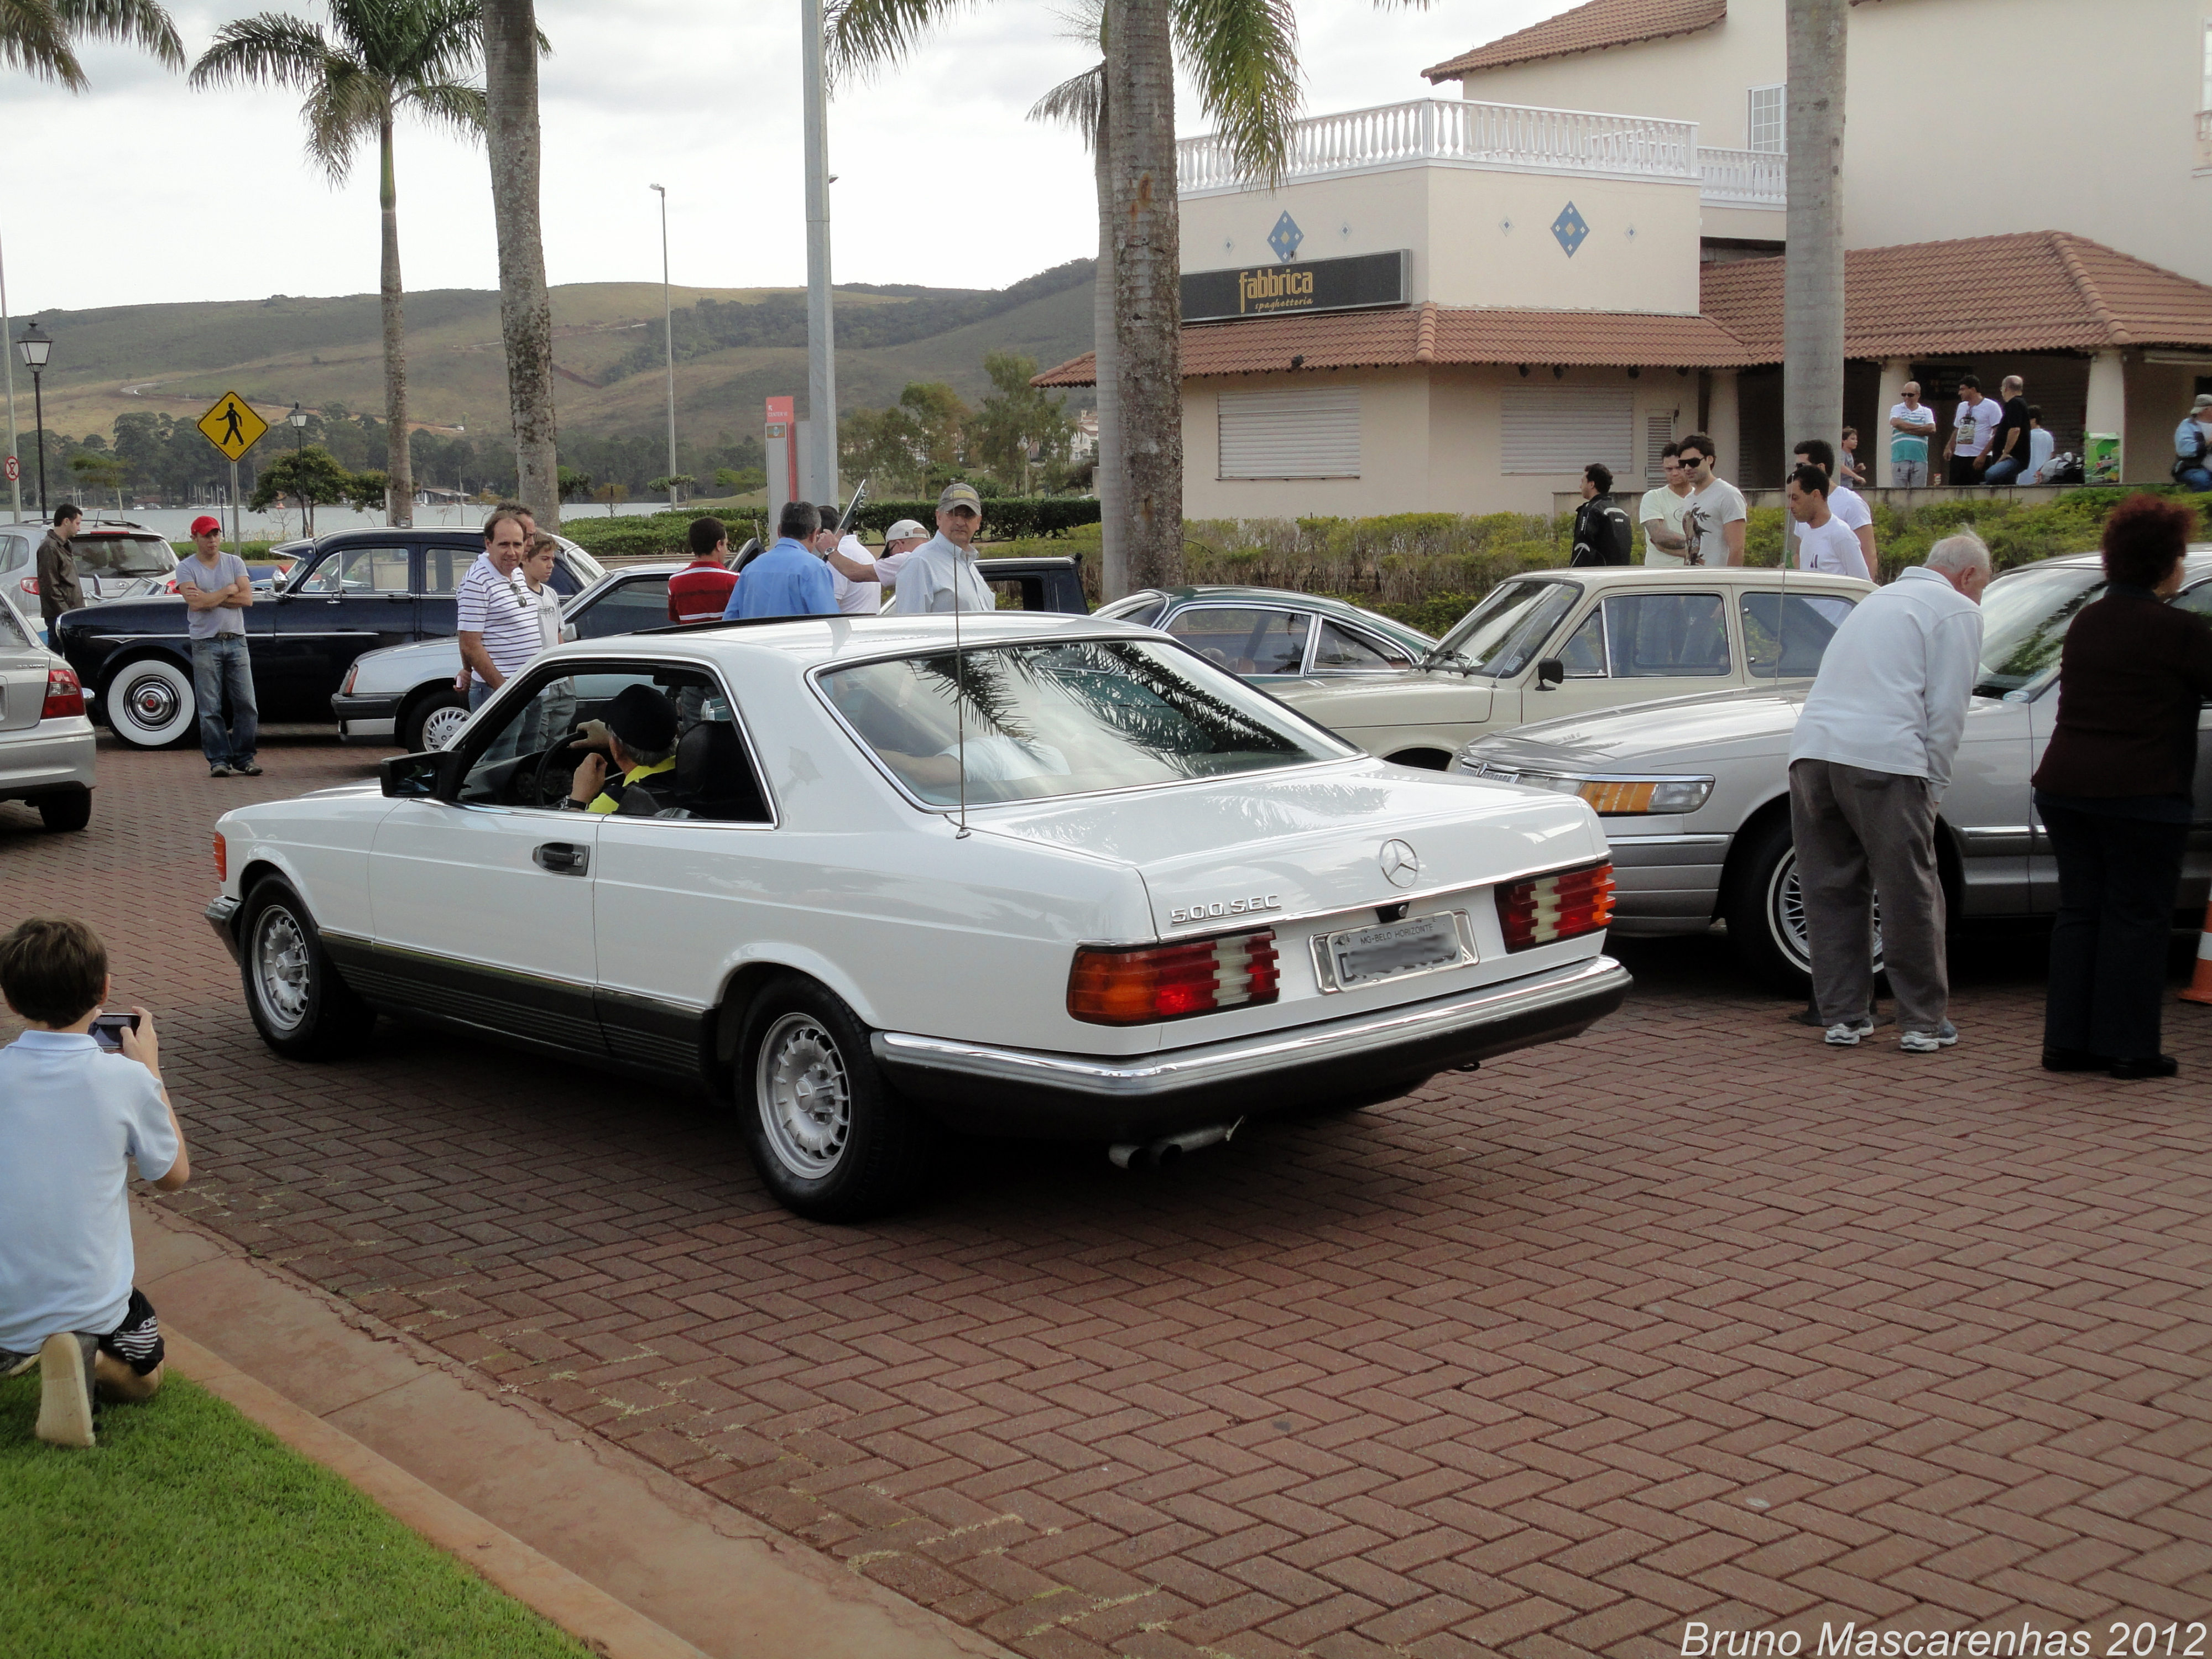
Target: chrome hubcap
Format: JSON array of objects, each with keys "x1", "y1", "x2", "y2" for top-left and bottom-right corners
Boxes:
[
  {"x1": 124, "y1": 674, "x2": 181, "y2": 728},
  {"x1": 252, "y1": 908, "x2": 313, "y2": 1031},
  {"x1": 757, "y1": 1014, "x2": 851, "y2": 1180},
  {"x1": 421, "y1": 703, "x2": 469, "y2": 750}
]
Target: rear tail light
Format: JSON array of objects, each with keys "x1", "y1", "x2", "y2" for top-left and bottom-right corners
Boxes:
[
  {"x1": 39, "y1": 666, "x2": 84, "y2": 719},
  {"x1": 213, "y1": 832, "x2": 227, "y2": 881},
  {"x1": 340, "y1": 662, "x2": 359, "y2": 696},
  {"x1": 1495, "y1": 861, "x2": 1615, "y2": 952},
  {"x1": 1069, "y1": 928, "x2": 1280, "y2": 1025},
  {"x1": 16, "y1": 576, "x2": 34, "y2": 596}
]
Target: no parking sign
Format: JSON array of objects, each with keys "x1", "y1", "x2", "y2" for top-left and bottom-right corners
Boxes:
[{"x1": 3, "y1": 455, "x2": 17, "y2": 482}]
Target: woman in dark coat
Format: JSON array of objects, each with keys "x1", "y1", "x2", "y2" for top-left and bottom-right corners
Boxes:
[{"x1": 2034, "y1": 493, "x2": 2212, "y2": 1079}]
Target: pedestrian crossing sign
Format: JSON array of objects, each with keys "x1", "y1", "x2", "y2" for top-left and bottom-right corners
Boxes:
[{"x1": 197, "y1": 392, "x2": 268, "y2": 461}]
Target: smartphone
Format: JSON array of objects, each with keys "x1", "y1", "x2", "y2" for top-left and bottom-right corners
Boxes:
[{"x1": 89, "y1": 1011, "x2": 140, "y2": 1052}]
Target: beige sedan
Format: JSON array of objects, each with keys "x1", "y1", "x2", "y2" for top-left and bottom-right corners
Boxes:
[{"x1": 1271, "y1": 566, "x2": 1875, "y2": 769}]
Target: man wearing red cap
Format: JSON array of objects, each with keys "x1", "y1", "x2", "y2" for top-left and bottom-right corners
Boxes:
[{"x1": 173, "y1": 515, "x2": 259, "y2": 778}]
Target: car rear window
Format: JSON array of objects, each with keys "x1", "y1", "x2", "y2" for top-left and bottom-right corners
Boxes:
[
  {"x1": 74, "y1": 535, "x2": 176, "y2": 576},
  {"x1": 819, "y1": 638, "x2": 1350, "y2": 808}
]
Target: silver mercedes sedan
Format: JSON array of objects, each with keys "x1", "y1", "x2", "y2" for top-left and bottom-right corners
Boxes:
[{"x1": 1454, "y1": 550, "x2": 2212, "y2": 988}]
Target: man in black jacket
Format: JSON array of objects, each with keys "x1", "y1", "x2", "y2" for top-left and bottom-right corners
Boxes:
[{"x1": 1569, "y1": 465, "x2": 1632, "y2": 567}]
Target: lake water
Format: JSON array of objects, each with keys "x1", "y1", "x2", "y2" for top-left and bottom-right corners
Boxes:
[{"x1": 4, "y1": 500, "x2": 674, "y2": 542}]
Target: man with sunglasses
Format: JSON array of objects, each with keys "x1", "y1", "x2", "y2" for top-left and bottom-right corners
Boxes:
[{"x1": 1674, "y1": 434, "x2": 1746, "y2": 567}]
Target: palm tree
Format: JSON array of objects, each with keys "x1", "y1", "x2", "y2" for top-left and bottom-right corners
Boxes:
[
  {"x1": 829, "y1": 0, "x2": 1298, "y2": 594},
  {"x1": 0, "y1": 0, "x2": 182, "y2": 90},
  {"x1": 192, "y1": 0, "x2": 488, "y2": 527},
  {"x1": 1783, "y1": 0, "x2": 1845, "y2": 493},
  {"x1": 481, "y1": 0, "x2": 559, "y2": 529}
]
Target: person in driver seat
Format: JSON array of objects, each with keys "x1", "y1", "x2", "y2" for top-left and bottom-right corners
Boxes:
[{"x1": 563, "y1": 684, "x2": 681, "y2": 815}]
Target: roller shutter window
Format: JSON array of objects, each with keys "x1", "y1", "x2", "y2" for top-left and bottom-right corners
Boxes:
[
  {"x1": 1645, "y1": 413, "x2": 1676, "y2": 485},
  {"x1": 1218, "y1": 386, "x2": 1360, "y2": 479},
  {"x1": 1500, "y1": 386, "x2": 1636, "y2": 476}
]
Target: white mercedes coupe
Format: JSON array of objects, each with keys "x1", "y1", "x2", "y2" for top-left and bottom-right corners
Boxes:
[{"x1": 205, "y1": 612, "x2": 1629, "y2": 1220}]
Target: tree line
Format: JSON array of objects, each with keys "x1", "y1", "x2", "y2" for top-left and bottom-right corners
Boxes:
[{"x1": 840, "y1": 351, "x2": 1083, "y2": 499}]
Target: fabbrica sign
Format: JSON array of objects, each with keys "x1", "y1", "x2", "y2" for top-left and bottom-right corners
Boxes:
[{"x1": 1182, "y1": 251, "x2": 1410, "y2": 324}]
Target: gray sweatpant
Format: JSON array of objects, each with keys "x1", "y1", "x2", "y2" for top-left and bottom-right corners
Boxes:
[{"x1": 1787, "y1": 758, "x2": 1949, "y2": 1035}]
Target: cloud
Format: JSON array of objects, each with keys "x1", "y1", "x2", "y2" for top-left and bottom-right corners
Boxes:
[{"x1": 4, "y1": 0, "x2": 1546, "y2": 314}]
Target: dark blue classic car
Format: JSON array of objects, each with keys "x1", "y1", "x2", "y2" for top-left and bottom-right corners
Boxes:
[{"x1": 53, "y1": 528, "x2": 604, "y2": 749}]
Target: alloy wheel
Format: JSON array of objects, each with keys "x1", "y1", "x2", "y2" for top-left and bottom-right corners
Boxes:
[
  {"x1": 252, "y1": 906, "x2": 313, "y2": 1032},
  {"x1": 756, "y1": 1013, "x2": 852, "y2": 1179}
]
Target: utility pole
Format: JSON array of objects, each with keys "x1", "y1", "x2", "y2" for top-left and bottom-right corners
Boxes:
[
  {"x1": 800, "y1": 0, "x2": 838, "y2": 504},
  {"x1": 0, "y1": 228, "x2": 18, "y2": 523},
  {"x1": 1782, "y1": 0, "x2": 1846, "y2": 495},
  {"x1": 651, "y1": 184, "x2": 679, "y2": 505}
]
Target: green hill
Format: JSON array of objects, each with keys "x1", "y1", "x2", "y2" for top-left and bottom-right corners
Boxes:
[{"x1": 21, "y1": 262, "x2": 1098, "y2": 446}]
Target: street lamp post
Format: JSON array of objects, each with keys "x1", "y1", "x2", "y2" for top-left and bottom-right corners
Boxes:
[
  {"x1": 289, "y1": 403, "x2": 307, "y2": 450},
  {"x1": 650, "y1": 184, "x2": 677, "y2": 506},
  {"x1": 17, "y1": 322, "x2": 50, "y2": 518}
]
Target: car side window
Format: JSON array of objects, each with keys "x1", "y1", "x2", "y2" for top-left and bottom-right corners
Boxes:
[
  {"x1": 2176, "y1": 581, "x2": 2212, "y2": 619},
  {"x1": 1558, "y1": 610, "x2": 1606, "y2": 676},
  {"x1": 1604, "y1": 593, "x2": 1731, "y2": 677},
  {"x1": 574, "y1": 576, "x2": 675, "y2": 640},
  {"x1": 1166, "y1": 607, "x2": 1311, "y2": 676},
  {"x1": 457, "y1": 662, "x2": 770, "y2": 823},
  {"x1": 1310, "y1": 620, "x2": 1414, "y2": 675},
  {"x1": 0, "y1": 535, "x2": 28, "y2": 574},
  {"x1": 420, "y1": 546, "x2": 473, "y2": 595},
  {"x1": 296, "y1": 545, "x2": 409, "y2": 595},
  {"x1": 1741, "y1": 591, "x2": 1858, "y2": 679}
]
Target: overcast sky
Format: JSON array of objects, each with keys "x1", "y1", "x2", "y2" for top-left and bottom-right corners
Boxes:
[{"x1": 7, "y1": 0, "x2": 1563, "y2": 315}]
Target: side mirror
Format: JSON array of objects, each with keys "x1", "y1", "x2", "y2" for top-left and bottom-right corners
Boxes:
[
  {"x1": 380, "y1": 748, "x2": 465, "y2": 801},
  {"x1": 560, "y1": 622, "x2": 578, "y2": 643},
  {"x1": 1535, "y1": 658, "x2": 1565, "y2": 690}
]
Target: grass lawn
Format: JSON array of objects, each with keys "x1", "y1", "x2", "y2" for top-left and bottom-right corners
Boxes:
[{"x1": 0, "y1": 1370, "x2": 588, "y2": 1657}]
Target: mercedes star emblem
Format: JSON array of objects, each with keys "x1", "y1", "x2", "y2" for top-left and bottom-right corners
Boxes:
[{"x1": 1379, "y1": 839, "x2": 1420, "y2": 888}]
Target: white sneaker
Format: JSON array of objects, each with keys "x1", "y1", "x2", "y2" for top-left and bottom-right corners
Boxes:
[
  {"x1": 34, "y1": 1332, "x2": 94, "y2": 1448},
  {"x1": 1824, "y1": 1018, "x2": 1875, "y2": 1046},
  {"x1": 1901, "y1": 1021, "x2": 1959, "y2": 1053}
]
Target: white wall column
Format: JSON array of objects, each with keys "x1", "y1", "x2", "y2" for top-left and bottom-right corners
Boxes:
[
  {"x1": 1708, "y1": 370, "x2": 1741, "y2": 483},
  {"x1": 1874, "y1": 357, "x2": 1911, "y2": 488},
  {"x1": 2085, "y1": 349, "x2": 2127, "y2": 479}
]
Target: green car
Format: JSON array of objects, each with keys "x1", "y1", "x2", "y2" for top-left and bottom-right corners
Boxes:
[{"x1": 1095, "y1": 585, "x2": 1437, "y2": 696}]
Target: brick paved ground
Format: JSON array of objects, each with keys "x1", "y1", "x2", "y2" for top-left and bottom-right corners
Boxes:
[{"x1": 10, "y1": 733, "x2": 2212, "y2": 1659}]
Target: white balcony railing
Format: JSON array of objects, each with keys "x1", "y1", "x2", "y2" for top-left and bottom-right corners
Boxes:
[
  {"x1": 1696, "y1": 145, "x2": 1787, "y2": 208},
  {"x1": 1177, "y1": 97, "x2": 1699, "y2": 196}
]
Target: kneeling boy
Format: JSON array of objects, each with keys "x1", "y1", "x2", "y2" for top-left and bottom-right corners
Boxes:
[{"x1": 0, "y1": 917, "x2": 190, "y2": 1447}]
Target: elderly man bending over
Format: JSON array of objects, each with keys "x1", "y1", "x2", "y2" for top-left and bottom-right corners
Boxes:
[{"x1": 1787, "y1": 533, "x2": 1991, "y2": 1053}]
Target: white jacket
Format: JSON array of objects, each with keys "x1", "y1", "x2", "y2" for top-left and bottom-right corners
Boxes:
[{"x1": 1788, "y1": 566, "x2": 1985, "y2": 797}]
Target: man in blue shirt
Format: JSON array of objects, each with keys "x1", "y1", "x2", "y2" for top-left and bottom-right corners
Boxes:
[
  {"x1": 2173, "y1": 394, "x2": 2212, "y2": 492},
  {"x1": 724, "y1": 500, "x2": 837, "y2": 619}
]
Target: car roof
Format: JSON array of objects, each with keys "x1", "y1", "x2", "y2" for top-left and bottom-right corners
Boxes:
[
  {"x1": 2016, "y1": 545, "x2": 2212, "y2": 574},
  {"x1": 548, "y1": 608, "x2": 1131, "y2": 669},
  {"x1": 1131, "y1": 585, "x2": 1435, "y2": 640}
]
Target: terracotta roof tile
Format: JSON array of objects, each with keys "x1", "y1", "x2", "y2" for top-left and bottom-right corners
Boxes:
[
  {"x1": 1700, "y1": 231, "x2": 2212, "y2": 361},
  {"x1": 1423, "y1": 0, "x2": 1726, "y2": 82},
  {"x1": 1030, "y1": 303, "x2": 1752, "y2": 387}
]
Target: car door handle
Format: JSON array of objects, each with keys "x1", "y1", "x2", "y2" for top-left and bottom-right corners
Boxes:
[{"x1": 533, "y1": 841, "x2": 589, "y2": 875}]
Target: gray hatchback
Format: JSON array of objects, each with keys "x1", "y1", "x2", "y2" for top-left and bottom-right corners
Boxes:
[{"x1": 0, "y1": 596, "x2": 95, "y2": 831}]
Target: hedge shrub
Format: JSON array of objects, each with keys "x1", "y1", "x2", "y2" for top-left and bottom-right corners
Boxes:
[{"x1": 552, "y1": 496, "x2": 1101, "y2": 560}]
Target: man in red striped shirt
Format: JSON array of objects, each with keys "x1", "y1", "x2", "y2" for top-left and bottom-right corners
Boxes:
[{"x1": 667, "y1": 518, "x2": 738, "y2": 624}]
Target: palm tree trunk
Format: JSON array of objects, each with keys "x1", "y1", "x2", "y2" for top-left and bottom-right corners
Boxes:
[
  {"x1": 1105, "y1": 0, "x2": 1182, "y2": 589},
  {"x1": 483, "y1": 0, "x2": 560, "y2": 529},
  {"x1": 1782, "y1": 0, "x2": 1845, "y2": 500},
  {"x1": 1092, "y1": 119, "x2": 1129, "y2": 599},
  {"x1": 378, "y1": 116, "x2": 413, "y2": 527}
]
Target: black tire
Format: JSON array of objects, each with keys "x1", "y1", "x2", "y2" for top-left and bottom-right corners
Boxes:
[
  {"x1": 35, "y1": 787, "x2": 91, "y2": 832},
  {"x1": 398, "y1": 684, "x2": 469, "y2": 753},
  {"x1": 103, "y1": 654, "x2": 198, "y2": 749},
  {"x1": 1721, "y1": 815, "x2": 1885, "y2": 994},
  {"x1": 238, "y1": 878, "x2": 377, "y2": 1061},
  {"x1": 737, "y1": 974, "x2": 935, "y2": 1222}
]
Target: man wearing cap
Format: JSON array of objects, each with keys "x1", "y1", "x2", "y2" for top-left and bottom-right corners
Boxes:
[
  {"x1": 891, "y1": 484, "x2": 995, "y2": 615},
  {"x1": 562, "y1": 684, "x2": 682, "y2": 814},
  {"x1": 2175, "y1": 395, "x2": 2212, "y2": 492},
  {"x1": 172, "y1": 515, "x2": 259, "y2": 778},
  {"x1": 826, "y1": 518, "x2": 929, "y2": 615},
  {"x1": 723, "y1": 500, "x2": 837, "y2": 620}
]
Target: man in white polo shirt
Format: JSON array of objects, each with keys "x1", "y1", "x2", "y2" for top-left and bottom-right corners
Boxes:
[
  {"x1": 827, "y1": 519, "x2": 931, "y2": 614},
  {"x1": 456, "y1": 508, "x2": 539, "y2": 709}
]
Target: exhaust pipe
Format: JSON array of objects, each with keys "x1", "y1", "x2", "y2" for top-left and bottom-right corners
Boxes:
[{"x1": 1109, "y1": 1118, "x2": 1244, "y2": 1170}]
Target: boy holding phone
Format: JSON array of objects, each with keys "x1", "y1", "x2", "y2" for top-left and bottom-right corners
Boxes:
[{"x1": 0, "y1": 917, "x2": 189, "y2": 1447}]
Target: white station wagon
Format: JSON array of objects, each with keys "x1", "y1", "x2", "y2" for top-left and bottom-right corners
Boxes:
[{"x1": 205, "y1": 613, "x2": 1629, "y2": 1219}]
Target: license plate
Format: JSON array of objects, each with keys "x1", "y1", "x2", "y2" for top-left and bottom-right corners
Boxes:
[{"x1": 1319, "y1": 912, "x2": 1469, "y2": 991}]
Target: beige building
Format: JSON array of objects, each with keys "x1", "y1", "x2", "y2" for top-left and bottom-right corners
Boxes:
[{"x1": 1036, "y1": 0, "x2": 2212, "y2": 517}]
